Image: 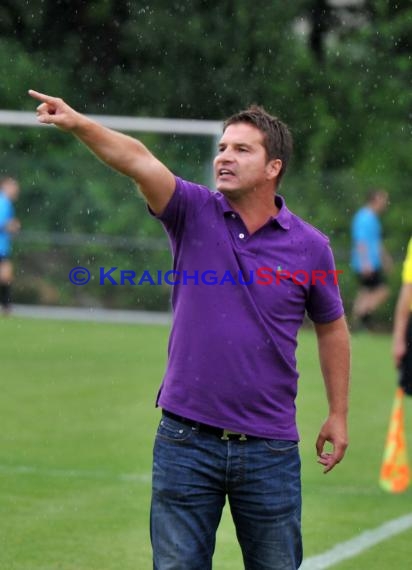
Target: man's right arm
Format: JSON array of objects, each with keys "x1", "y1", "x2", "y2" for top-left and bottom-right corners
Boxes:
[
  {"x1": 356, "y1": 242, "x2": 373, "y2": 275},
  {"x1": 28, "y1": 90, "x2": 175, "y2": 215}
]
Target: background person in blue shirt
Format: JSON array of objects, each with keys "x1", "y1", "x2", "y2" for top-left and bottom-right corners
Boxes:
[
  {"x1": 351, "y1": 189, "x2": 392, "y2": 330},
  {"x1": 0, "y1": 177, "x2": 21, "y2": 314}
]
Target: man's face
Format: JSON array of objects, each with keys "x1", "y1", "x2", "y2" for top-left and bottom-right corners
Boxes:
[
  {"x1": 3, "y1": 179, "x2": 19, "y2": 201},
  {"x1": 376, "y1": 192, "x2": 388, "y2": 213},
  {"x1": 213, "y1": 123, "x2": 279, "y2": 197}
]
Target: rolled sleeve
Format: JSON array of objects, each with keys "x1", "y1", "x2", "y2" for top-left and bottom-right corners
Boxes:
[
  {"x1": 306, "y1": 244, "x2": 345, "y2": 323},
  {"x1": 147, "y1": 176, "x2": 211, "y2": 240}
]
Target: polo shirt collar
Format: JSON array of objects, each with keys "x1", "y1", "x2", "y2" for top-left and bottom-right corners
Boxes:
[
  {"x1": 216, "y1": 192, "x2": 291, "y2": 231},
  {"x1": 271, "y1": 194, "x2": 291, "y2": 230}
]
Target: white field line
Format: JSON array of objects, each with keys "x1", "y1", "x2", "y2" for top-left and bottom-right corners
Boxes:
[
  {"x1": 300, "y1": 513, "x2": 412, "y2": 569},
  {"x1": 0, "y1": 463, "x2": 150, "y2": 484}
]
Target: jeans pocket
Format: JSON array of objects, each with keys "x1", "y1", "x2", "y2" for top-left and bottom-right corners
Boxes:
[
  {"x1": 156, "y1": 415, "x2": 194, "y2": 443},
  {"x1": 263, "y1": 439, "x2": 299, "y2": 454}
]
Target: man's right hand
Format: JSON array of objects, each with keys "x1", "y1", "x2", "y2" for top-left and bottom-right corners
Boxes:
[{"x1": 28, "y1": 90, "x2": 82, "y2": 131}]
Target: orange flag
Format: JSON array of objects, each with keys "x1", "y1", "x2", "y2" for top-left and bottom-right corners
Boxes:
[{"x1": 379, "y1": 387, "x2": 410, "y2": 493}]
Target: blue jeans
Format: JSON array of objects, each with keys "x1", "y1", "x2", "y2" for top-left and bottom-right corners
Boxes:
[{"x1": 151, "y1": 414, "x2": 302, "y2": 569}]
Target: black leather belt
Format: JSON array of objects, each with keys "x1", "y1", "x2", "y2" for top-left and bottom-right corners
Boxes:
[{"x1": 162, "y1": 409, "x2": 253, "y2": 441}]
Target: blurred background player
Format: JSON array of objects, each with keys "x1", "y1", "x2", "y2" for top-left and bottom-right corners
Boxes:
[
  {"x1": 392, "y1": 237, "x2": 412, "y2": 395},
  {"x1": 351, "y1": 188, "x2": 392, "y2": 330},
  {"x1": 0, "y1": 177, "x2": 21, "y2": 315}
]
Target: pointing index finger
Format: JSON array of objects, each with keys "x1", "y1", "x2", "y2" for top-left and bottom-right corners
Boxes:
[{"x1": 28, "y1": 89, "x2": 57, "y2": 103}]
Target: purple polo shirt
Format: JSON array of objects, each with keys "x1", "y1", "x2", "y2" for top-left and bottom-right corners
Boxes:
[{"x1": 151, "y1": 176, "x2": 344, "y2": 440}]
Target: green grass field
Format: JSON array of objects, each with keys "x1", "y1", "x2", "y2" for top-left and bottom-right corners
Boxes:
[{"x1": 1, "y1": 316, "x2": 412, "y2": 569}]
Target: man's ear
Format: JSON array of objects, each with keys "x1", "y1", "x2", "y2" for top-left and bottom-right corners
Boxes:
[{"x1": 266, "y1": 159, "x2": 282, "y2": 181}]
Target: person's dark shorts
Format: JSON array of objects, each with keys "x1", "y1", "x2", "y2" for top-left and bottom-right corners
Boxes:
[
  {"x1": 357, "y1": 269, "x2": 386, "y2": 290},
  {"x1": 400, "y1": 315, "x2": 412, "y2": 396},
  {"x1": 0, "y1": 255, "x2": 10, "y2": 263}
]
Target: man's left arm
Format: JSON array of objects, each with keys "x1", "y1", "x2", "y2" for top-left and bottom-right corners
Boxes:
[
  {"x1": 5, "y1": 216, "x2": 20, "y2": 234},
  {"x1": 381, "y1": 244, "x2": 394, "y2": 274},
  {"x1": 314, "y1": 316, "x2": 351, "y2": 473}
]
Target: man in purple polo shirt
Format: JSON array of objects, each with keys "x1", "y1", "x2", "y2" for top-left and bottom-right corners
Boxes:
[{"x1": 29, "y1": 90, "x2": 350, "y2": 570}]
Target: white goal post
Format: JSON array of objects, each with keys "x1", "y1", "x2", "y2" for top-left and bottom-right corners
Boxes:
[
  {"x1": 0, "y1": 109, "x2": 223, "y2": 249},
  {"x1": 0, "y1": 110, "x2": 222, "y2": 136}
]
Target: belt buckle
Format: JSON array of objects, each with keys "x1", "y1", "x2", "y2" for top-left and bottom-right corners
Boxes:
[{"x1": 221, "y1": 429, "x2": 247, "y2": 441}]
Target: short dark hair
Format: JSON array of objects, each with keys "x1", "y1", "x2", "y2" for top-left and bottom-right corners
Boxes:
[
  {"x1": 366, "y1": 188, "x2": 387, "y2": 204},
  {"x1": 223, "y1": 105, "x2": 293, "y2": 184}
]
